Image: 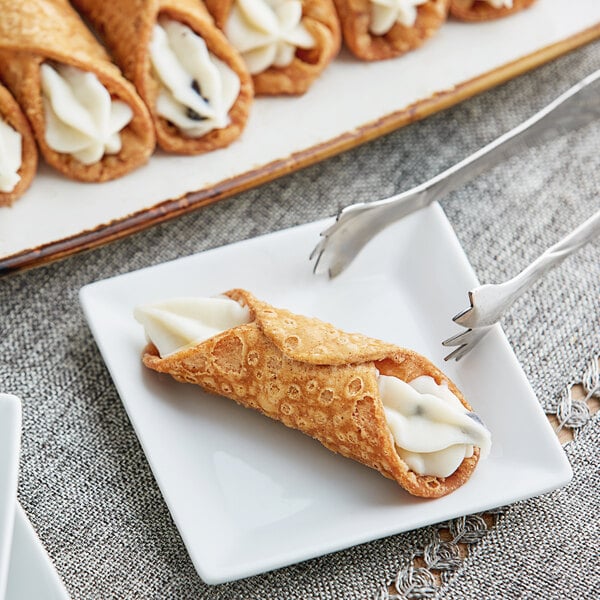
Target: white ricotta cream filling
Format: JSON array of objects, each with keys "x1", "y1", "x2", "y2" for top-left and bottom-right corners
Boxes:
[
  {"x1": 379, "y1": 374, "x2": 491, "y2": 478},
  {"x1": 369, "y1": 0, "x2": 428, "y2": 35},
  {"x1": 134, "y1": 297, "x2": 251, "y2": 357},
  {"x1": 483, "y1": 0, "x2": 513, "y2": 8},
  {"x1": 40, "y1": 63, "x2": 133, "y2": 165},
  {"x1": 225, "y1": 0, "x2": 316, "y2": 75},
  {"x1": 150, "y1": 19, "x2": 241, "y2": 137},
  {"x1": 0, "y1": 118, "x2": 22, "y2": 193}
]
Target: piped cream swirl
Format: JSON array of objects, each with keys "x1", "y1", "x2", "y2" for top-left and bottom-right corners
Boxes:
[
  {"x1": 379, "y1": 374, "x2": 491, "y2": 477},
  {"x1": 370, "y1": 0, "x2": 428, "y2": 35},
  {"x1": 134, "y1": 297, "x2": 251, "y2": 357},
  {"x1": 483, "y1": 0, "x2": 513, "y2": 8},
  {"x1": 40, "y1": 63, "x2": 133, "y2": 165},
  {"x1": 150, "y1": 19, "x2": 241, "y2": 137},
  {"x1": 225, "y1": 0, "x2": 316, "y2": 75},
  {"x1": 0, "y1": 119, "x2": 22, "y2": 193}
]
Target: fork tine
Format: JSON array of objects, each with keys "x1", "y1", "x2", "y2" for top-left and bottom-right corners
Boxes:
[
  {"x1": 327, "y1": 260, "x2": 346, "y2": 279},
  {"x1": 452, "y1": 306, "x2": 473, "y2": 325},
  {"x1": 444, "y1": 327, "x2": 493, "y2": 361},
  {"x1": 311, "y1": 246, "x2": 326, "y2": 275},
  {"x1": 444, "y1": 344, "x2": 470, "y2": 362},
  {"x1": 442, "y1": 328, "x2": 473, "y2": 347},
  {"x1": 309, "y1": 238, "x2": 324, "y2": 262},
  {"x1": 309, "y1": 217, "x2": 343, "y2": 269},
  {"x1": 452, "y1": 292, "x2": 475, "y2": 326},
  {"x1": 311, "y1": 234, "x2": 356, "y2": 277},
  {"x1": 316, "y1": 208, "x2": 358, "y2": 239},
  {"x1": 315, "y1": 222, "x2": 339, "y2": 239},
  {"x1": 312, "y1": 245, "x2": 343, "y2": 278}
]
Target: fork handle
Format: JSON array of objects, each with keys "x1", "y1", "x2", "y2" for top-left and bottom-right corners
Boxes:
[
  {"x1": 423, "y1": 70, "x2": 600, "y2": 204},
  {"x1": 508, "y1": 208, "x2": 600, "y2": 295},
  {"x1": 348, "y1": 70, "x2": 600, "y2": 226},
  {"x1": 458, "y1": 209, "x2": 600, "y2": 328}
]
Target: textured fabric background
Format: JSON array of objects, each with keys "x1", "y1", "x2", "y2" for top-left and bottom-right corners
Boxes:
[{"x1": 0, "y1": 36, "x2": 599, "y2": 600}]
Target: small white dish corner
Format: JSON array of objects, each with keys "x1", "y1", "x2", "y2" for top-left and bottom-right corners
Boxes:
[
  {"x1": 0, "y1": 394, "x2": 22, "y2": 599},
  {"x1": 0, "y1": 393, "x2": 70, "y2": 600}
]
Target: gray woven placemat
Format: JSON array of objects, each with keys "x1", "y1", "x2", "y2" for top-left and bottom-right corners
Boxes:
[{"x1": 0, "y1": 38, "x2": 598, "y2": 600}]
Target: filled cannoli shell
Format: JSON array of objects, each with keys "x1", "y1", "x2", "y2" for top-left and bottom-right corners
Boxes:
[
  {"x1": 333, "y1": 0, "x2": 449, "y2": 61},
  {"x1": 450, "y1": 0, "x2": 536, "y2": 21},
  {"x1": 204, "y1": 0, "x2": 341, "y2": 95},
  {"x1": 142, "y1": 289, "x2": 480, "y2": 498},
  {"x1": 0, "y1": 0, "x2": 154, "y2": 182},
  {"x1": 0, "y1": 83, "x2": 37, "y2": 206},
  {"x1": 71, "y1": 0, "x2": 253, "y2": 154}
]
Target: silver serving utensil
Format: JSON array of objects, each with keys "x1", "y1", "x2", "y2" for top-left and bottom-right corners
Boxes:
[
  {"x1": 443, "y1": 209, "x2": 600, "y2": 361},
  {"x1": 310, "y1": 69, "x2": 600, "y2": 278}
]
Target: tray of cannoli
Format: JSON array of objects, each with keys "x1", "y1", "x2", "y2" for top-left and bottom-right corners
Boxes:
[
  {"x1": 1, "y1": 0, "x2": 599, "y2": 274},
  {"x1": 80, "y1": 204, "x2": 572, "y2": 584}
]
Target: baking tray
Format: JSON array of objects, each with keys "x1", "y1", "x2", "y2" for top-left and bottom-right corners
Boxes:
[{"x1": 2, "y1": 0, "x2": 599, "y2": 275}]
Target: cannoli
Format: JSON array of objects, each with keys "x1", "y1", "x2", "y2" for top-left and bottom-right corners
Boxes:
[
  {"x1": 135, "y1": 289, "x2": 491, "y2": 498},
  {"x1": 0, "y1": 0, "x2": 154, "y2": 183},
  {"x1": 0, "y1": 83, "x2": 37, "y2": 206},
  {"x1": 204, "y1": 0, "x2": 341, "y2": 95},
  {"x1": 449, "y1": 0, "x2": 536, "y2": 21},
  {"x1": 333, "y1": 0, "x2": 449, "y2": 61},
  {"x1": 71, "y1": 0, "x2": 253, "y2": 155}
]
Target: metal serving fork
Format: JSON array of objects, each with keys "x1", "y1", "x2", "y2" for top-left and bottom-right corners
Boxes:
[
  {"x1": 442, "y1": 209, "x2": 600, "y2": 361},
  {"x1": 310, "y1": 69, "x2": 600, "y2": 278}
]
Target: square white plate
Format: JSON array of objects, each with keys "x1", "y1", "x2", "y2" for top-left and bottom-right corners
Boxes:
[{"x1": 80, "y1": 203, "x2": 572, "y2": 584}]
